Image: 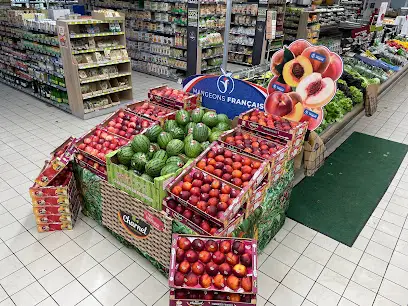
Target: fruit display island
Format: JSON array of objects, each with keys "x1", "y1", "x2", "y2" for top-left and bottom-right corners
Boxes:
[{"x1": 30, "y1": 85, "x2": 299, "y2": 305}]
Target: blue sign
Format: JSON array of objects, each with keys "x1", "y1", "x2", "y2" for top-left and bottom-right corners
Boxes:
[
  {"x1": 183, "y1": 71, "x2": 267, "y2": 119},
  {"x1": 310, "y1": 52, "x2": 326, "y2": 63},
  {"x1": 303, "y1": 109, "x2": 319, "y2": 119}
]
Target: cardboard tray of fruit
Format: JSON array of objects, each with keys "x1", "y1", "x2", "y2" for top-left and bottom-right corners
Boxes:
[
  {"x1": 167, "y1": 165, "x2": 248, "y2": 227},
  {"x1": 126, "y1": 100, "x2": 178, "y2": 125},
  {"x1": 106, "y1": 150, "x2": 192, "y2": 211},
  {"x1": 30, "y1": 167, "x2": 75, "y2": 200},
  {"x1": 75, "y1": 126, "x2": 129, "y2": 164},
  {"x1": 75, "y1": 154, "x2": 107, "y2": 180},
  {"x1": 148, "y1": 85, "x2": 201, "y2": 110},
  {"x1": 219, "y1": 127, "x2": 289, "y2": 169},
  {"x1": 34, "y1": 140, "x2": 77, "y2": 187},
  {"x1": 100, "y1": 108, "x2": 158, "y2": 140},
  {"x1": 170, "y1": 288, "x2": 256, "y2": 305},
  {"x1": 163, "y1": 197, "x2": 244, "y2": 236},
  {"x1": 238, "y1": 109, "x2": 308, "y2": 143},
  {"x1": 169, "y1": 234, "x2": 257, "y2": 294},
  {"x1": 50, "y1": 137, "x2": 76, "y2": 161},
  {"x1": 195, "y1": 141, "x2": 271, "y2": 192}
]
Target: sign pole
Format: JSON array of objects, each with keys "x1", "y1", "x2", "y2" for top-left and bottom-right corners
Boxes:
[{"x1": 222, "y1": 0, "x2": 232, "y2": 71}]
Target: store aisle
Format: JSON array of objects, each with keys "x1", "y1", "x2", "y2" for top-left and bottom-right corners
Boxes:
[{"x1": 0, "y1": 73, "x2": 408, "y2": 306}]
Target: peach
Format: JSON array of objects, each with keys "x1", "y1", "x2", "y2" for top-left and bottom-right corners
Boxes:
[
  {"x1": 301, "y1": 46, "x2": 331, "y2": 73},
  {"x1": 198, "y1": 250, "x2": 212, "y2": 263},
  {"x1": 264, "y1": 92, "x2": 294, "y2": 117},
  {"x1": 213, "y1": 274, "x2": 226, "y2": 289},
  {"x1": 241, "y1": 276, "x2": 253, "y2": 292},
  {"x1": 267, "y1": 76, "x2": 291, "y2": 94},
  {"x1": 296, "y1": 73, "x2": 336, "y2": 108},
  {"x1": 270, "y1": 50, "x2": 284, "y2": 76},
  {"x1": 282, "y1": 55, "x2": 313, "y2": 87},
  {"x1": 219, "y1": 240, "x2": 232, "y2": 253},
  {"x1": 205, "y1": 240, "x2": 218, "y2": 252},
  {"x1": 185, "y1": 250, "x2": 198, "y2": 263},
  {"x1": 240, "y1": 253, "x2": 252, "y2": 267},
  {"x1": 219, "y1": 262, "x2": 232, "y2": 276},
  {"x1": 288, "y1": 39, "x2": 311, "y2": 57},
  {"x1": 178, "y1": 237, "x2": 191, "y2": 250},
  {"x1": 321, "y1": 52, "x2": 343, "y2": 81},
  {"x1": 226, "y1": 275, "x2": 240, "y2": 290},
  {"x1": 233, "y1": 264, "x2": 247, "y2": 278},
  {"x1": 205, "y1": 262, "x2": 219, "y2": 276},
  {"x1": 226, "y1": 252, "x2": 239, "y2": 266},
  {"x1": 283, "y1": 101, "x2": 304, "y2": 122}
]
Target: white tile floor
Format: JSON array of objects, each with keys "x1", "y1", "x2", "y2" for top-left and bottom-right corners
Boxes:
[{"x1": 0, "y1": 71, "x2": 408, "y2": 306}]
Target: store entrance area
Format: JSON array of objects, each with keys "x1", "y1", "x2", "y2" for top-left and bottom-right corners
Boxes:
[{"x1": 0, "y1": 69, "x2": 407, "y2": 306}]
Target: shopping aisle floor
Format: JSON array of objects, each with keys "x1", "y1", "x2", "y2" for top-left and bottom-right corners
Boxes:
[{"x1": 0, "y1": 71, "x2": 408, "y2": 306}]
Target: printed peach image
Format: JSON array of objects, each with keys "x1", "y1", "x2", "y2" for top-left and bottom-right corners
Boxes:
[
  {"x1": 265, "y1": 91, "x2": 304, "y2": 122},
  {"x1": 296, "y1": 73, "x2": 336, "y2": 108},
  {"x1": 300, "y1": 107, "x2": 323, "y2": 131},
  {"x1": 322, "y1": 52, "x2": 343, "y2": 81},
  {"x1": 282, "y1": 55, "x2": 313, "y2": 87},
  {"x1": 301, "y1": 46, "x2": 331, "y2": 74},
  {"x1": 267, "y1": 76, "x2": 291, "y2": 94},
  {"x1": 288, "y1": 39, "x2": 311, "y2": 57},
  {"x1": 270, "y1": 49, "x2": 285, "y2": 75}
]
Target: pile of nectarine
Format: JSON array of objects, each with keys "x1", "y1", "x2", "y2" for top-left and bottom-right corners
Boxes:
[
  {"x1": 196, "y1": 146, "x2": 261, "y2": 188},
  {"x1": 172, "y1": 236, "x2": 255, "y2": 293},
  {"x1": 241, "y1": 109, "x2": 297, "y2": 131}
]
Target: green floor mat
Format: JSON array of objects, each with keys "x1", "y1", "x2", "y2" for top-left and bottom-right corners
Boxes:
[{"x1": 287, "y1": 132, "x2": 408, "y2": 246}]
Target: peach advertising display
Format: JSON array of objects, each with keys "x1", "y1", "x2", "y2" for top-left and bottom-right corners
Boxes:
[
  {"x1": 169, "y1": 234, "x2": 257, "y2": 296},
  {"x1": 266, "y1": 39, "x2": 343, "y2": 131}
]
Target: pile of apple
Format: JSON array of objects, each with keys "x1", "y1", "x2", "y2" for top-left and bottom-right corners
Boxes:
[
  {"x1": 104, "y1": 110, "x2": 153, "y2": 140},
  {"x1": 76, "y1": 153, "x2": 107, "y2": 175},
  {"x1": 173, "y1": 289, "x2": 254, "y2": 302},
  {"x1": 165, "y1": 198, "x2": 221, "y2": 235},
  {"x1": 241, "y1": 109, "x2": 297, "y2": 132},
  {"x1": 223, "y1": 130, "x2": 284, "y2": 160},
  {"x1": 170, "y1": 168, "x2": 240, "y2": 220},
  {"x1": 173, "y1": 236, "x2": 254, "y2": 293},
  {"x1": 151, "y1": 86, "x2": 191, "y2": 102},
  {"x1": 130, "y1": 101, "x2": 175, "y2": 121},
  {"x1": 196, "y1": 146, "x2": 261, "y2": 188},
  {"x1": 76, "y1": 128, "x2": 128, "y2": 162}
]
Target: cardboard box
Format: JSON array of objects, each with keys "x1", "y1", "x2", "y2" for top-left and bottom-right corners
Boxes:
[
  {"x1": 126, "y1": 100, "x2": 178, "y2": 125},
  {"x1": 148, "y1": 85, "x2": 201, "y2": 110},
  {"x1": 169, "y1": 289, "x2": 256, "y2": 306}
]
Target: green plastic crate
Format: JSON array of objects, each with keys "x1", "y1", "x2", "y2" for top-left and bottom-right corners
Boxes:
[{"x1": 106, "y1": 150, "x2": 191, "y2": 211}]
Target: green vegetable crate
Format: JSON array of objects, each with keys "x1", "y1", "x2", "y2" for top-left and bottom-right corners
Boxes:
[{"x1": 106, "y1": 150, "x2": 191, "y2": 210}]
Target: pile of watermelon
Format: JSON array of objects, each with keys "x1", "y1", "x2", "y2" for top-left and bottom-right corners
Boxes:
[{"x1": 155, "y1": 108, "x2": 231, "y2": 159}]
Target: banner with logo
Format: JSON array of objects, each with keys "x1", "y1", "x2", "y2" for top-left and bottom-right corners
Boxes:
[
  {"x1": 267, "y1": 39, "x2": 343, "y2": 131},
  {"x1": 182, "y1": 69, "x2": 268, "y2": 119}
]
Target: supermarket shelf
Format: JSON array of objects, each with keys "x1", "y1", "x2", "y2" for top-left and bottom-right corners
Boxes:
[
  {"x1": 27, "y1": 64, "x2": 64, "y2": 78},
  {"x1": 0, "y1": 50, "x2": 28, "y2": 61},
  {"x1": 24, "y1": 26, "x2": 56, "y2": 35},
  {"x1": 228, "y1": 59, "x2": 252, "y2": 66},
  {"x1": 0, "y1": 59, "x2": 28, "y2": 72},
  {"x1": 202, "y1": 54, "x2": 223, "y2": 60},
  {"x1": 72, "y1": 45, "x2": 125, "y2": 54},
  {"x1": 147, "y1": 51, "x2": 187, "y2": 61},
  {"x1": 200, "y1": 44, "x2": 224, "y2": 49},
  {"x1": 82, "y1": 85, "x2": 132, "y2": 100},
  {"x1": 0, "y1": 77, "x2": 72, "y2": 114},
  {"x1": 26, "y1": 53, "x2": 63, "y2": 67},
  {"x1": 80, "y1": 72, "x2": 132, "y2": 84},
  {"x1": 231, "y1": 12, "x2": 257, "y2": 16},
  {"x1": 131, "y1": 67, "x2": 182, "y2": 83},
  {"x1": 230, "y1": 32, "x2": 255, "y2": 37},
  {"x1": 77, "y1": 59, "x2": 130, "y2": 69},
  {"x1": 0, "y1": 69, "x2": 32, "y2": 81},
  {"x1": 230, "y1": 23, "x2": 256, "y2": 27},
  {"x1": 131, "y1": 57, "x2": 187, "y2": 70},
  {"x1": 199, "y1": 27, "x2": 225, "y2": 32},
  {"x1": 201, "y1": 65, "x2": 219, "y2": 72},
  {"x1": 24, "y1": 45, "x2": 60, "y2": 57},
  {"x1": 23, "y1": 36, "x2": 59, "y2": 46},
  {"x1": 228, "y1": 50, "x2": 251, "y2": 55},
  {"x1": 230, "y1": 42, "x2": 253, "y2": 47},
  {"x1": 126, "y1": 38, "x2": 187, "y2": 50},
  {"x1": 70, "y1": 31, "x2": 125, "y2": 38},
  {"x1": 66, "y1": 19, "x2": 123, "y2": 25},
  {"x1": 32, "y1": 76, "x2": 67, "y2": 91},
  {"x1": 0, "y1": 41, "x2": 25, "y2": 51},
  {"x1": 0, "y1": 31, "x2": 21, "y2": 39}
]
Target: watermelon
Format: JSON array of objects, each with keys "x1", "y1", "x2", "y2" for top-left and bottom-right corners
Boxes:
[
  {"x1": 215, "y1": 122, "x2": 230, "y2": 131},
  {"x1": 184, "y1": 140, "x2": 202, "y2": 158},
  {"x1": 164, "y1": 120, "x2": 178, "y2": 132},
  {"x1": 146, "y1": 144, "x2": 157, "y2": 160},
  {"x1": 185, "y1": 122, "x2": 196, "y2": 134},
  {"x1": 170, "y1": 127, "x2": 185, "y2": 140},
  {"x1": 166, "y1": 156, "x2": 184, "y2": 167},
  {"x1": 202, "y1": 111, "x2": 218, "y2": 127},
  {"x1": 131, "y1": 135, "x2": 150, "y2": 153},
  {"x1": 117, "y1": 164, "x2": 128, "y2": 170},
  {"x1": 201, "y1": 141, "x2": 210, "y2": 151},
  {"x1": 117, "y1": 146, "x2": 134, "y2": 166},
  {"x1": 209, "y1": 131, "x2": 223, "y2": 142},
  {"x1": 145, "y1": 125, "x2": 163, "y2": 143},
  {"x1": 141, "y1": 173, "x2": 153, "y2": 182},
  {"x1": 157, "y1": 132, "x2": 173, "y2": 149},
  {"x1": 153, "y1": 150, "x2": 168, "y2": 162},
  {"x1": 184, "y1": 133, "x2": 194, "y2": 145},
  {"x1": 175, "y1": 109, "x2": 190, "y2": 126},
  {"x1": 130, "y1": 152, "x2": 148, "y2": 172},
  {"x1": 217, "y1": 113, "x2": 230, "y2": 124},
  {"x1": 145, "y1": 159, "x2": 165, "y2": 177},
  {"x1": 160, "y1": 163, "x2": 180, "y2": 176},
  {"x1": 166, "y1": 139, "x2": 184, "y2": 156},
  {"x1": 191, "y1": 108, "x2": 205, "y2": 123},
  {"x1": 193, "y1": 123, "x2": 209, "y2": 142}
]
